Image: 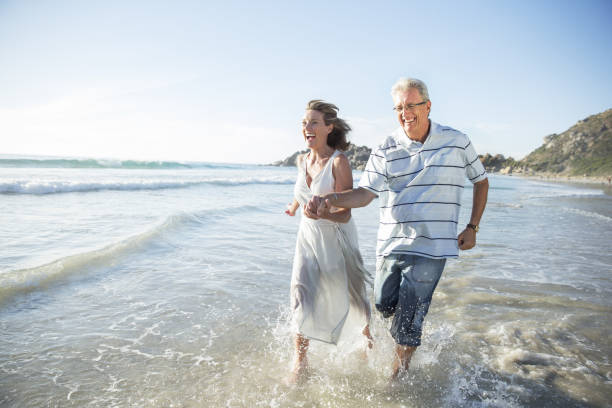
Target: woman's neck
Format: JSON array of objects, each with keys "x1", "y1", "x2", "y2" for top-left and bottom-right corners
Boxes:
[{"x1": 309, "y1": 145, "x2": 334, "y2": 161}]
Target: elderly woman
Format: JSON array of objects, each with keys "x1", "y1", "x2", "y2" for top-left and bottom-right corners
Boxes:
[{"x1": 285, "y1": 100, "x2": 372, "y2": 383}]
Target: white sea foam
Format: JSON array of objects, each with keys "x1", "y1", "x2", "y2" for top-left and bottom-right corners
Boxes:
[
  {"x1": 524, "y1": 191, "x2": 604, "y2": 200},
  {"x1": 488, "y1": 201, "x2": 523, "y2": 208},
  {"x1": 561, "y1": 206, "x2": 612, "y2": 222},
  {"x1": 0, "y1": 176, "x2": 295, "y2": 194}
]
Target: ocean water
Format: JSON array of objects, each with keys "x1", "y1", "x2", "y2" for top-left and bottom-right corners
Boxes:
[{"x1": 1, "y1": 158, "x2": 611, "y2": 407}]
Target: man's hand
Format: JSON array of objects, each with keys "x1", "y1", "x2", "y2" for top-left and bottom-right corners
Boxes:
[{"x1": 458, "y1": 228, "x2": 476, "y2": 250}]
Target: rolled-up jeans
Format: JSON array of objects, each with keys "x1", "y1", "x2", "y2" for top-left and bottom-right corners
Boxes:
[{"x1": 374, "y1": 254, "x2": 446, "y2": 346}]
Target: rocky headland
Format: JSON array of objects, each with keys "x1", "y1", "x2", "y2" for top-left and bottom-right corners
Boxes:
[
  {"x1": 270, "y1": 144, "x2": 372, "y2": 170},
  {"x1": 273, "y1": 109, "x2": 612, "y2": 183}
]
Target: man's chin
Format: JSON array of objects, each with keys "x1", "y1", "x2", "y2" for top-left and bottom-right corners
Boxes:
[{"x1": 402, "y1": 125, "x2": 415, "y2": 135}]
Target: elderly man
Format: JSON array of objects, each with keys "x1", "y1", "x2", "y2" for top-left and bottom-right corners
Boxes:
[{"x1": 306, "y1": 77, "x2": 489, "y2": 380}]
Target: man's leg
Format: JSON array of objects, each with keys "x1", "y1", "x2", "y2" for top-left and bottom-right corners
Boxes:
[
  {"x1": 374, "y1": 255, "x2": 402, "y2": 317},
  {"x1": 389, "y1": 256, "x2": 446, "y2": 378},
  {"x1": 375, "y1": 255, "x2": 412, "y2": 380}
]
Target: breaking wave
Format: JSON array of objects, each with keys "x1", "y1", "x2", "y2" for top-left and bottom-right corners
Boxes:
[
  {"x1": 0, "y1": 205, "x2": 264, "y2": 303},
  {"x1": 0, "y1": 176, "x2": 295, "y2": 194}
]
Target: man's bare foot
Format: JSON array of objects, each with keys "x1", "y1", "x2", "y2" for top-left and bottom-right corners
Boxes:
[
  {"x1": 389, "y1": 345, "x2": 416, "y2": 383},
  {"x1": 388, "y1": 360, "x2": 413, "y2": 390},
  {"x1": 389, "y1": 358, "x2": 402, "y2": 382},
  {"x1": 387, "y1": 371, "x2": 407, "y2": 391}
]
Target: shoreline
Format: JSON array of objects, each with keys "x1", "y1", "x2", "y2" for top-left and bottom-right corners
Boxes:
[{"x1": 499, "y1": 173, "x2": 612, "y2": 195}]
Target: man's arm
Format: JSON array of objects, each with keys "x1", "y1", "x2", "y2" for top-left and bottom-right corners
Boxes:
[
  {"x1": 308, "y1": 154, "x2": 354, "y2": 223},
  {"x1": 326, "y1": 187, "x2": 377, "y2": 209},
  {"x1": 458, "y1": 178, "x2": 489, "y2": 250}
]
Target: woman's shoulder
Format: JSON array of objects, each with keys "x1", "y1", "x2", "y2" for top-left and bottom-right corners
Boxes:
[{"x1": 332, "y1": 151, "x2": 351, "y2": 170}]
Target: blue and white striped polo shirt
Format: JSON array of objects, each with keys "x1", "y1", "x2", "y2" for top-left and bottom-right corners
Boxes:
[{"x1": 358, "y1": 121, "x2": 487, "y2": 259}]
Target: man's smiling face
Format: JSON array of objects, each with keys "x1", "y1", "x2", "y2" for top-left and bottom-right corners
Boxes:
[{"x1": 393, "y1": 87, "x2": 431, "y2": 142}]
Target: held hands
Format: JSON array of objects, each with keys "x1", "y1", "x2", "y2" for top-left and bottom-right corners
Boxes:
[
  {"x1": 457, "y1": 228, "x2": 476, "y2": 250},
  {"x1": 304, "y1": 195, "x2": 332, "y2": 220}
]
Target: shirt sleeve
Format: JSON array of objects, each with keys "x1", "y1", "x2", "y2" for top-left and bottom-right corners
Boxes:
[
  {"x1": 358, "y1": 147, "x2": 387, "y2": 195},
  {"x1": 463, "y1": 137, "x2": 487, "y2": 184}
]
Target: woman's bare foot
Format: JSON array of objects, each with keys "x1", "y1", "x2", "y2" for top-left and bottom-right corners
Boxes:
[
  {"x1": 362, "y1": 325, "x2": 374, "y2": 349},
  {"x1": 357, "y1": 325, "x2": 374, "y2": 360},
  {"x1": 287, "y1": 358, "x2": 308, "y2": 385}
]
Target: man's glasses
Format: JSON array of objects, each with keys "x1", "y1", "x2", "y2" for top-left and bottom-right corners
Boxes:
[{"x1": 393, "y1": 101, "x2": 427, "y2": 112}]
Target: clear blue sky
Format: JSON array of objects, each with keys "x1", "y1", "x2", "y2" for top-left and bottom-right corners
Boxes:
[{"x1": 1, "y1": 0, "x2": 611, "y2": 164}]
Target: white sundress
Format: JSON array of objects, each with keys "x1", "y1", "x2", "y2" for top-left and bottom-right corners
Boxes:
[{"x1": 290, "y1": 150, "x2": 372, "y2": 344}]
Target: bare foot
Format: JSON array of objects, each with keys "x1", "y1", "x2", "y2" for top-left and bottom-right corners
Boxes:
[
  {"x1": 389, "y1": 345, "x2": 416, "y2": 384},
  {"x1": 389, "y1": 358, "x2": 402, "y2": 382},
  {"x1": 388, "y1": 360, "x2": 410, "y2": 390},
  {"x1": 387, "y1": 373, "x2": 404, "y2": 391},
  {"x1": 362, "y1": 325, "x2": 374, "y2": 349},
  {"x1": 357, "y1": 325, "x2": 374, "y2": 360},
  {"x1": 287, "y1": 358, "x2": 308, "y2": 385}
]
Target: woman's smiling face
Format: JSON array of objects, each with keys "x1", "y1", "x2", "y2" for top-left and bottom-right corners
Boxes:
[{"x1": 302, "y1": 109, "x2": 333, "y2": 149}]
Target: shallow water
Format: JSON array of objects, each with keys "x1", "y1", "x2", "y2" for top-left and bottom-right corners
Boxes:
[{"x1": 1, "y1": 162, "x2": 611, "y2": 407}]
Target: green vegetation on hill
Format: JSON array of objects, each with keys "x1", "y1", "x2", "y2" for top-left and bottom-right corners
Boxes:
[
  {"x1": 521, "y1": 109, "x2": 612, "y2": 176},
  {"x1": 480, "y1": 109, "x2": 612, "y2": 177}
]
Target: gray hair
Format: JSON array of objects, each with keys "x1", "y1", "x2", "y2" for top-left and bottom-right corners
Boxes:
[{"x1": 390, "y1": 77, "x2": 430, "y2": 101}]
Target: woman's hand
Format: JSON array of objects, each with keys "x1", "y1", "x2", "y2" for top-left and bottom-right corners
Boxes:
[
  {"x1": 285, "y1": 203, "x2": 296, "y2": 216},
  {"x1": 285, "y1": 200, "x2": 299, "y2": 216}
]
